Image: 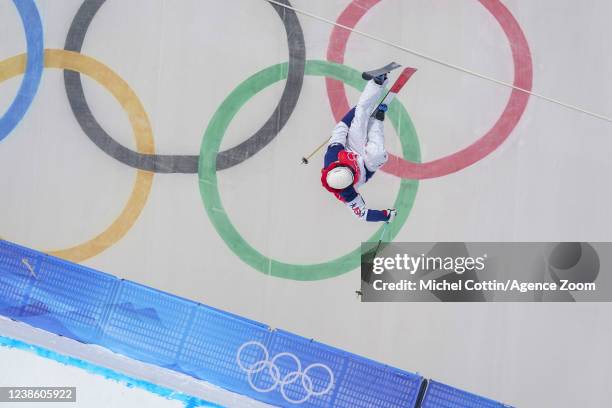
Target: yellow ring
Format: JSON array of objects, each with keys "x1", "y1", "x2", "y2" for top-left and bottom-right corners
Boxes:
[{"x1": 0, "y1": 49, "x2": 154, "y2": 262}]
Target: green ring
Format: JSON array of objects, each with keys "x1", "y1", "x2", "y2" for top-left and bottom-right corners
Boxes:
[{"x1": 198, "y1": 60, "x2": 421, "y2": 281}]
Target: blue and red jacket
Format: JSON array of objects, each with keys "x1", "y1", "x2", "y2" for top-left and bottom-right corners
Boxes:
[{"x1": 320, "y1": 108, "x2": 390, "y2": 222}]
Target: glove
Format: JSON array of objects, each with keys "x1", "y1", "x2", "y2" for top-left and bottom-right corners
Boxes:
[
  {"x1": 374, "y1": 104, "x2": 387, "y2": 121},
  {"x1": 385, "y1": 209, "x2": 397, "y2": 223}
]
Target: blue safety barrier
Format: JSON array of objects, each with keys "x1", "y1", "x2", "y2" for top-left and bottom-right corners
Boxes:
[
  {"x1": 421, "y1": 380, "x2": 512, "y2": 408},
  {"x1": 0, "y1": 240, "x2": 509, "y2": 408}
]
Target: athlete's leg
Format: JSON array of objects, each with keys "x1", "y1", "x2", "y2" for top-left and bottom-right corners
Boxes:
[
  {"x1": 346, "y1": 80, "x2": 386, "y2": 156},
  {"x1": 364, "y1": 118, "x2": 388, "y2": 172}
]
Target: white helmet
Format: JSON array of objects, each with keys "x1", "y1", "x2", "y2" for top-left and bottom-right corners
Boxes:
[{"x1": 326, "y1": 166, "x2": 354, "y2": 189}]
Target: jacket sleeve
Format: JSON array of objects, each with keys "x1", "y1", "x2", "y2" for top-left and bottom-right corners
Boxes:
[
  {"x1": 344, "y1": 193, "x2": 390, "y2": 222},
  {"x1": 325, "y1": 108, "x2": 355, "y2": 166},
  {"x1": 324, "y1": 143, "x2": 344, "y2": 168}
]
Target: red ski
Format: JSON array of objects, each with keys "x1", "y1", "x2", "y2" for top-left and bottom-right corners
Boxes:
[{"x1": 372, "y1": 67, "x2": 417, "y2": 116}]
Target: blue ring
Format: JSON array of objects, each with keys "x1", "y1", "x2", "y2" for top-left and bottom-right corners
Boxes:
[{"x1": 0, "y1": 0, "x2": 44, "y2": 141}]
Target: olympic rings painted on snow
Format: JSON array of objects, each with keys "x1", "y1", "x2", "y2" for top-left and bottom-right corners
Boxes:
[
  {"x1": 0, "y1": 49, "x2": 154, "y2": 262},
  {"x1": 0, "y1": 0, "x2": 43, "y2": 142},
  {"x1": 0, "y1": 2, "x2": 534, "y2": 278},
  {"x1": 63, "y1": 0, "x2": 305, "y2": 173},
  {"x1": 326, "y1": 0, "x2": 533, "y2": 179},
  {"x1": 236, "y1": 341, "x2": 335, "y2": 404},
  {"x1": 199, "y1": 60, "x2": 420, "y2": 281}
]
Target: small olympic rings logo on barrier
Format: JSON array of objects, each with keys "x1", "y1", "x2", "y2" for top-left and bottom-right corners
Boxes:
[{"x1": 236, "y1": 341, "x2": 334, "y2": 404}]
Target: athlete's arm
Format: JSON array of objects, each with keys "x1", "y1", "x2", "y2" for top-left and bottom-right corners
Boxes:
[
  {"x1": 324, "y1": 143, "x2": 344, "y2": 168},
  {"x1": 341, "y1": 190, "x2": 391, "y2": 222},
  {"x1": 324, "y1": 105, "x2": 359, "y2": 167}
]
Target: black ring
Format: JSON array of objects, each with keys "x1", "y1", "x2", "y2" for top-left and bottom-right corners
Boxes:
[{"x1": 64, "y1": 0, "x2": 305, "y2": 173}]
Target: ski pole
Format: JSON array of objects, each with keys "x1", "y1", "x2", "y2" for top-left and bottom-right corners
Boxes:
[
  {"x1": 373, "y1": 222, "x2": 388, "y2": 257},
  {"x1": 357, "y1": 223, "x2": 390, "y2": 298},
  {"x1": 301, "y1": 137, "x2": 330, "y2": 164}
]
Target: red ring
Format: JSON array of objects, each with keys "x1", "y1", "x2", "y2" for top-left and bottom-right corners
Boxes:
[{"x1": 325, "y1": 0, "x2": 533, "y2": 179}]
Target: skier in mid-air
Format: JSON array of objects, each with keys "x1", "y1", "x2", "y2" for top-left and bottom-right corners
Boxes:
[{"x1": 320, "y1": 66, "x2": 400, "y2": 223}]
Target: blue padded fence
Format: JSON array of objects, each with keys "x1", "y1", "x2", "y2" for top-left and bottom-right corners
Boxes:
[
  {"x1": 0, "y1": 240, "x2": 510, "y2": 408},
  {"x1": 421, "y1": 381, "x2": 511, "y2": 408}
]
